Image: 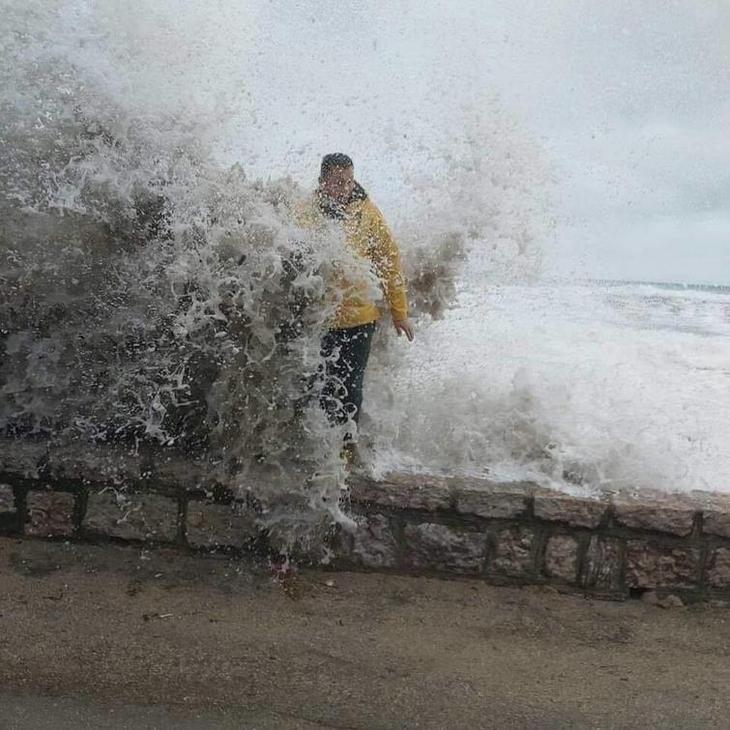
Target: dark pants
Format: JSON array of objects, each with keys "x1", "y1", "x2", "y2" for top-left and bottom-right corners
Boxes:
[{"x1": 319, "y1": 322, "x2": 376, "y2": 438}]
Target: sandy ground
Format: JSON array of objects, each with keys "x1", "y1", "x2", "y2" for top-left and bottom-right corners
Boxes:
[{"x1": 1, "y1": 537, "x2": 730, "y2": 729}]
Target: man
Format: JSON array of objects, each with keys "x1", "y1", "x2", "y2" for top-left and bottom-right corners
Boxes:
[{"x1": 296, "y1": 153, "x2": 414, "y2": 463}]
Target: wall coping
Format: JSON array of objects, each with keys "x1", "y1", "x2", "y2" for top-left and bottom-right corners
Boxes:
[{"x1": 2, "y1": 437, "x2": 730, "y2": 602}]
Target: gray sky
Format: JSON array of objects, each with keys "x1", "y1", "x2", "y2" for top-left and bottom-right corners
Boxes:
[{"x1": 221, "y1": 0, "x2": 729, "y2": 284}]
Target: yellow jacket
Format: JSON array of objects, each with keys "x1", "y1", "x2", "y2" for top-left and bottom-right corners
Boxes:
[{"x1": 295, "y1": 187, "x2": 409, "y2": 330}]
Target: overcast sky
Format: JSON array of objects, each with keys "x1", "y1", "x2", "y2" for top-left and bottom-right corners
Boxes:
[{"x1": 214, "y1": 1, "x2": 730, "y2": 284}]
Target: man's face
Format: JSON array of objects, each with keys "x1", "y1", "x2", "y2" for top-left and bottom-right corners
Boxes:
[{"x1": 320, "y1": 165, "x2": 355, "y2": 204}]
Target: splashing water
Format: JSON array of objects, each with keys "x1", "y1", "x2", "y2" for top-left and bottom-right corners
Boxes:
[
  {"x1": 0, "y1": 1, "x2": 551, "y2": 550},
  {"x1": 7, "y1": 0, "x2": 724, "y2": 564},
  {"x1": 365, "y1": 282, "x2": 730, "y2": 494}
]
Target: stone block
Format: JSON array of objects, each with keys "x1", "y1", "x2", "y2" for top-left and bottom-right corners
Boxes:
[
  {"x1": 186, "y1": 501, "x2": 257, "y2": 549},
  {"x1": 706, "y1": 548, "x2": 730, "y2": 589},
  {"x1": 26, "y1": 490, "x2": 75, "y2": 537},
  {"x1": 625, "y1": 540, "x2": 699, "y2": 589},
  {"x1": 403, "y1": 522, "x2": 485, "y2": 573},
  {"x1": 534, "y1": 494, "x2": 607, "y2": 528},
  {"x1": 580, "y1": 536, "x2": 623, "y2": 591},
  {"x1": 702, "y1": 512, "x2": 730, "y2": 539},
  {"x1": 346, "y1": 514, "x2": 399, "y2": 569},
  {"x1": 489, "y1": 526, "x2": 535, "y2": 577},
  {"x1": 613, "y1": 499, "x2": 695, "y2": 537},
  {"x1": 85, "y1": 491, "x2": 178, "y2": 542},
  {"x1": 543, "y1": 534, "x2": 579, "y2": 582},
  {"x1": 45, "y1": 442, "x2": 143, "y2": 486},
  {"x1": 350, "y1": 474, "x2": 453, "y2": 511},
  {"x1": 684, "y1": 491, "x2": 730, "y2": 538},
  {"x1": 0, "y1": 440, "x2": 46, "y2": 479},
  {"x1": 153, "y1": 454, "x2": 210, "y2": 492},
  {"x1": 454, "y1": 481, "x2": 530, "y2": 520},
  {"x1": 0, "y1": 484, "x2": 16, "y2": 513}
]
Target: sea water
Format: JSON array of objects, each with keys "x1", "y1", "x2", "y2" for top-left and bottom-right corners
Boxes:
[
  {"x1": 0, "y1": 1, "x2": 549, "y2": 551},
  {"x1": 366, "y1": 280, "x2": 730, "y2": 494},
  {"x1": 2, "y1": 1, "x2": 727, "y2": 555}
]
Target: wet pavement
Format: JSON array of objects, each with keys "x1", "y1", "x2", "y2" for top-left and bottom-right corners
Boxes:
[{"x1": 1, "y1": 537, "x2": 729, "y2": 729}]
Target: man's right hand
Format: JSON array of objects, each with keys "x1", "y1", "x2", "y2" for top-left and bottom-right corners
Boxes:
[{"x1": 393, "y1": 318, "x2": 415, "y2": 342}]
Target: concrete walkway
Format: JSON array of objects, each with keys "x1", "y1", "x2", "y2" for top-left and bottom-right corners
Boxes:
[{"x1": 1, "y1": 538, "x2": 729, "y2": 729}]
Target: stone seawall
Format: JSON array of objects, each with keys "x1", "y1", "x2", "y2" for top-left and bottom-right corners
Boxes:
[{"x1": 2, "y1": 439, "x2": 730, "y2": 602}]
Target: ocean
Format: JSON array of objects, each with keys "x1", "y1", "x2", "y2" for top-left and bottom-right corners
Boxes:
[
  {"x1": 2, "y1": 0, "x2": 728, "y2": 550},
  {"x1": 367, "y1": 279, "x2": 730, "y2": 494}
]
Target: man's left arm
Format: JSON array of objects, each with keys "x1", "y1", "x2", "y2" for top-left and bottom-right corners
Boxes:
[{"x1": 367, "y1": 203, "x2": 415, "y2": 341}]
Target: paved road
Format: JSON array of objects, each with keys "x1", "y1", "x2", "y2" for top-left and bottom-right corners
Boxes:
[{"x1": 1, "y1": 537, "x2": 729, "y2": 729}]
